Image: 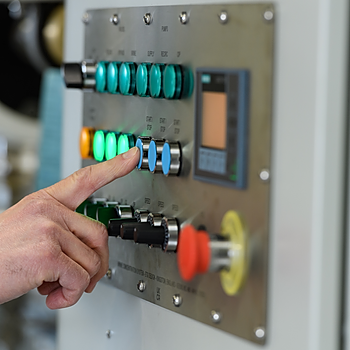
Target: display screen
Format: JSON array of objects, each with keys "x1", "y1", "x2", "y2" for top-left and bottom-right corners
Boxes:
[
  {"x1": 202, "y1": 91, "x2": 227, "y2": 150},
  {"x1": 194, "y1": 68, "x2": 249, "y2": 189}
]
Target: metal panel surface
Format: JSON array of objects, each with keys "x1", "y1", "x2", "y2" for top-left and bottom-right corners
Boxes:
[{"x1": 82, "y1": 4, "x2": 274, "y2": 344}]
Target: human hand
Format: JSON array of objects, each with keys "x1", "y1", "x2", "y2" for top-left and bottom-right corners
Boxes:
[{"x1": 0, "y1": 147, "x2": 139, "y2": 309}]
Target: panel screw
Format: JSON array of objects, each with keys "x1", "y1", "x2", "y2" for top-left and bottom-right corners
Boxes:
[
  {"x1": 106, "y1": 268, "x2": 112, "y2": 279},
  {"x1": 172, "y1": 294, "x2": 183, "y2": 307},
  {"x1": 110, "y1": 14, "x2": 119, "y2": 25},
  {"x1": 82, "y1": 12, "x2": 90, "y2": 24},
  {"x1": 211, "y1": 310, "x2": 222, "y2": 323},
  {"x1": 137, "y1": 280, "x2": 146, "y2": 292},
  {"x1": 218, "y1": 11, "x2": 228, "y2": 24},
  {"x1": 254, "y1": 327, "x2": 265, "y2": 339},
  {"x1": 263, "y1": 9, "x2": 274, "y2": 22},
  {"x1": 259, "y1": 169, "x2": 270, "y2": 182},
  {"x1": 106, "y1": 330, "x2": 113, "y2": 339},
  {"x1": 179, "y1": 12, "x2": 189, "y2": 24},
  {"x1": 143, "y1": 13, "x2": 152, "y2": 25}
]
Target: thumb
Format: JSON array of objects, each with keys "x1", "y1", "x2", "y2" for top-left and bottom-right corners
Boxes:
[{"x1": 44, "y1": 147, "x2": 139, "y2": 210}]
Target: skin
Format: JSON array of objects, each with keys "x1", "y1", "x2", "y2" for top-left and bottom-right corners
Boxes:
[{"x1": 0, "y1": 147, "x2": 139, "y2": 310}]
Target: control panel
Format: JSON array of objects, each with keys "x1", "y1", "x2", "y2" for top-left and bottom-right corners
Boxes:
[{"x1": 62, "y1": 3, "x2": 274, "y2": 344}]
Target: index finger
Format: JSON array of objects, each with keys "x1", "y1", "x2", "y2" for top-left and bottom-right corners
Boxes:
[{"x1": 44, "y1": 147, "x2": 139, "y2": 210}]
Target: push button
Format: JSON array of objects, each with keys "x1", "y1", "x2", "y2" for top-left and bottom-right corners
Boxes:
[
  {"x1": 148, "y1": 139, "x2": 165, "y2": 173},
  {"x1": 177, "y1": 211, "x2": 247, "y2": 295},
  {"x1": 107, "y1": 62, "x2": 121, "y2": 94},
  {"x1": 95, "y1": 61, "x2": 108, "y2": 93},
  {"x1": 163, "y1": 64, "x2": 182, "y2": 99},
  {"x1": 136, "y1": 136, "x2": 151, "y2": 170},
  {"x1": 161, "y1": 141, "x2": 181, "y2": 176},
  {"x1": 136, "y1": 63, "x2": 151, "y2": 97},
  {"x1": 150, "y1": 63, "x2": 165, "y2": 98},
  {"x1": 119, "y1": 62, "x2": 137, "y2": 95}
]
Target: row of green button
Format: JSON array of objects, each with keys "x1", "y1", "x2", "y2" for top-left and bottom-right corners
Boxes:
[
  {"x1": 95, "y1": 61, "x2": 193, "y2": 99},
  {"x1": 93, "y1": 130, "x2": 136, "y2": 162}
]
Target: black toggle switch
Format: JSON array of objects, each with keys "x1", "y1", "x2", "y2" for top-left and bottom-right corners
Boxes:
[{"x1": 108, "y1": 218, "x2": 137, "y2": 237}]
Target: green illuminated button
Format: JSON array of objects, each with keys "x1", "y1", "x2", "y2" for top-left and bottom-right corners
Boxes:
[
  {"x1": 107, "y1": 62, "x2": 120, "y2": 94},
  {"x1": 105, "y1": 132, "x2": 120, "y2": 160},
  {"x1": 150, "y1": 63, "x2": 165, "y2": 98},
  {"x1": 117, "y1": 134, "x2": 136, "y2": 155},
  {"x1": 136, "y1": 63, "x2": 151, "y2": 97},
  {"x1": 95, "y1": 61, "x2": 108, "y2": 93},
  {"x1": 93, "y1": 130, "x2": 107, "y2": 162},
  {"x1": 163, "y1": 64, "x2": 183, "y2": 99},
  {"x1": 119, "y1": 62, "x2": 136, "y2": 95}
]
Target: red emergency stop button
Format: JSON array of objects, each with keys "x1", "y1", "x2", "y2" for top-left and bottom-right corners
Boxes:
[{"x1": 177, "y1": 224, "x2": 211, "y2": 281}]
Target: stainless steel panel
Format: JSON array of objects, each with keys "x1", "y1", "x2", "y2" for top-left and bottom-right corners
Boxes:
[{"x1": 82, "y1": 4, "x2": 274, "y2": 344}]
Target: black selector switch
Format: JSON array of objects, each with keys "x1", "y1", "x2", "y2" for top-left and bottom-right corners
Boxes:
[
  {"x1": 61, "y1": 60, "x2": 96, "y2": 90},
  {"x1": 120, "y1": 222, "x2": 148, "y2": 240},
  {"x1": 133, "y1": 225, "x2": 165, "y2": 245},
  {"x1": 108, "y1": 218, "x2": 138, "y2": 237},
  {"x1": 62, "y1": 63, "x2": 83, "y2": 88}
]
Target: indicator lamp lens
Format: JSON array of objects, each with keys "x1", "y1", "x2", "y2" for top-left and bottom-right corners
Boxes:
[
  {"x1": 80, "y1": 127, "x2": 95, "y2": 159},
  {"x1": 93, "y1": 130, "x2": 106, "y2": 162},
  {"x1": 105, "y1": 132, "x2": 118, "y2": 160},
  {"x1": 118, "y1": 134, "x2": 130, "y2": 154}
]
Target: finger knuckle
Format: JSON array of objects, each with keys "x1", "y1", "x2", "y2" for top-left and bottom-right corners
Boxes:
[
  {"x1": 40, "y1": 220, "x2": 58, "y2": 239},
  {"x1": 90, "y1": 252, "x2": 102, "y2": 276},
  {"x1": 97, "y1": 223, "x2": 108, "y2": 242},
  {"x1": 80, "y1": 269, "x2": 91, "y2": 289},
  {"x1": 24, "y1": 196, "x2": 49, "y2": 217}
]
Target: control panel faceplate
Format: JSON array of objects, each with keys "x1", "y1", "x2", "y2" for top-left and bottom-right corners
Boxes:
[{"x1": 81, "y1": 4, "x2": 274, "y2": 344}]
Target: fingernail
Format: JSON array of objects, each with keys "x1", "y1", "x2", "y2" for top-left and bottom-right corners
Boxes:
[{"x1": 122, "y1": 146, "x2": 139, "y2": 159}]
